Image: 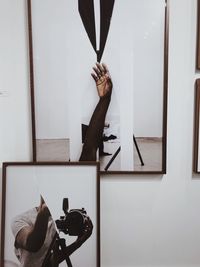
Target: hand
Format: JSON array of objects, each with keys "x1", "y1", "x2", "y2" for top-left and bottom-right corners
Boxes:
[
  {"x1": 38, "y1": 196, "x2": 51, "y2": 217},
  {"x1": 58, "y1": 217, "x2": 94, "y2": 259},
  {"x1": 77, "y1": 216, "x2": 93, "y2": 243},
  {"x1": 91, "y1": 63, "x2": 112, "y2": 98}
]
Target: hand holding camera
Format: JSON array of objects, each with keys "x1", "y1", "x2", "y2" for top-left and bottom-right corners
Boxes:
[
  {"x1": 38, "y1": 196, "x2": 51, "y2": 218},
  {"x1": 55, "y1": 198, "x2": 93, "y2": 239},
  {"x1": 77, "y1": 215, "x2": 93, "y2": 243},
  {"x1": 43, "y1": 198, "x2": 94, "y2": 267}
]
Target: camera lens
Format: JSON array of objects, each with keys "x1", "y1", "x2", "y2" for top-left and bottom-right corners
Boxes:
[{"x1": 66, "y1": 211, "x2": 85, "y2": 236}]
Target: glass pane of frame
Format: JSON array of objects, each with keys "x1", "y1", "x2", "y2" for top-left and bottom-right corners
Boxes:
[
  {"x1": 1, "y1": 162, "x2": 100, "y2": 267},
  {"x1": 28, "y1": 0, "x2": 168, "y2": 174}
]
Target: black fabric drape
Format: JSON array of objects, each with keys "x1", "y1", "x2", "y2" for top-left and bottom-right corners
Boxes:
[{"x1": 78, "y1": 0, "x2": 115, "y2": 62}]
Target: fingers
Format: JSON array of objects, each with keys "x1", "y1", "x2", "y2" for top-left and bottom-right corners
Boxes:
[
  {"x1": 87, "y1": 217, "x2": 93, "y2": 229},
  {"x1": 91, "y1": 64, "x2": 101, "y2": 82},
  {"x1": 93, "y1": 65, "x2": 101, "y2": 78},
  {"x1": 91, "y1": 73, "x2": 98, "y2": 82},
  {"x1": 102, "y1": 63, "x2": 109, "y2": 74},
  {"x1": 91, "y1": 63, "x2": 109, "y2": 79},
  {"x1": 84, "y1": 217, "x2": 93, "y2": 234},
  {"x1": 96, "y1": 62, "x2": 105, "y2": 75},
  {"x1": 76, "y1": 217, "x2": 93, "y2": 243}
]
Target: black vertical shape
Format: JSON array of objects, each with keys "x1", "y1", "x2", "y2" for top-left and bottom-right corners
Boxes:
[
  {"x1": 98, "y1": 0, "x2": 115, "y2": 62},
  {"x1": 78, "y1": 0, "x2": 97, "y2": 52}
]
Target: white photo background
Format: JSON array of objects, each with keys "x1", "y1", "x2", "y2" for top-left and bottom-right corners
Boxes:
[
  {"x1": 30, "y1": 0, "x2": 167, "y2": 172},
  {"x1": 3, "y1": 166, "x2": 41, "y2": 266},
  {"x1": 2, "y1": 164, "x2": 99, "y2": 267},
  {"x1": 34, "y1": 165, "x2": 98, "y2": 267}
]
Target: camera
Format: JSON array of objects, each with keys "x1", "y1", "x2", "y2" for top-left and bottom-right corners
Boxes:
[{"x1": 56, "y1": 198, "x2": 88, "y2": 236}]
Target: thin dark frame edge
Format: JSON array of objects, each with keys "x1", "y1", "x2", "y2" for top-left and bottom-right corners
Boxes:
[
  {"x1": 27, "y1": 0, "x2": 37, "y2": 161},
  {"x1": 196, "y1": 0, "x2": 200, "y2": 70},
  {"x1": 161, "y1": 0, "x2": 169, "y2": 174},
  {"x1": 0, "y1": 161, "x2": 100, "y2": 267},
  {"x1": 96, "y1": 162, "x2": 100, "y2": 267},
  {"x1": 0, "y1": 163, "x2": 7, "y2": 267},
  {"x1": 193, "y1": 80, "x2": 200, "y2": 173}
]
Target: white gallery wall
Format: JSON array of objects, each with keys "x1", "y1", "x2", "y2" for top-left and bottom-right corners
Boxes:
[{"x1": 1, "y1": 0, "x2": 200, "y2": 267}]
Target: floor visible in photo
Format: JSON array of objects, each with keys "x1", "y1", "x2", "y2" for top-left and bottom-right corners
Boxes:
[
  {"x1": 36, "y1": 139, "x2": 70, "y2": 161},
  {"x1": 100, "y1": 138, "x2": 162, "y2": 172},
  {"x1": 36, "y1": 138, "x2": 162, "y2": 172},
  {"x1": 133, "y1": 138, "x2": 162, "y2": 172}
]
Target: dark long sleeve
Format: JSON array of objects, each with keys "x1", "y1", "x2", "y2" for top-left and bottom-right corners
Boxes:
[{"x1": 79, "y1": 92, "x2": 111, "y2": 161}]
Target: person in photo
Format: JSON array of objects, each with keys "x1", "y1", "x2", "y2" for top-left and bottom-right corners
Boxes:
[
  {"x1": 11, "y1": 197, "x2": 93, "y2": 267},
  {"x1": 79, "y1": 62, "x2": 113, "y2": 161}
]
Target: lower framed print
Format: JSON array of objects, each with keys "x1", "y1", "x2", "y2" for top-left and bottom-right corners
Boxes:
[{"x1": 1, "y1": 162, "x2": 100, "y2": 267}]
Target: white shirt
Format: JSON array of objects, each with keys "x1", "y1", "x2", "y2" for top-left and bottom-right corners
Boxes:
[{"x1": 11, "y1": 208, "x2": 56, "y2": 267}]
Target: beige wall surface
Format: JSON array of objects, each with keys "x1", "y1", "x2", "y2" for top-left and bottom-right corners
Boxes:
[{"x1": 1, "y1": 0, "x2": 200, "y2": 266}]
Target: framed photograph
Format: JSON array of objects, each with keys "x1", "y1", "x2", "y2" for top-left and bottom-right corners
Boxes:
[
  {"x1": 194, "y1": 80, "x2": 200, "y2": 172},
  {"x1": 1, "y1": 162, "x2": 100, "y2": 267},
  {"x1": 28, "y1": 0, "x2": 168, "y2": 174},
  {"x1": 197, "y1": 0, "x2": 200, "y2": 69}
]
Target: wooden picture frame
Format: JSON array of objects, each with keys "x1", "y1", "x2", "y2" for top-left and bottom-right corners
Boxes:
[
  {"x1": 1, "y1": 162, "x2": 100, "y2": 267},
  {"x1": 197, "y1": 0, "x2": 200, "y2": 69},
  {"x1": 194, "y1": 80, "x2": 200, "y2": 172},
  {"x1": 27, "y1": 0, "x2": 169, "y2": 174}
]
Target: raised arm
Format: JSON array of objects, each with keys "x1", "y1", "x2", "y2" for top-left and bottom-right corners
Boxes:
[
  {"x1": 79, "y1": 63, "x2": 112, "y2": 161},
  {"x1": 14, "y1": 198, "x2": 51, "y2": 253}
]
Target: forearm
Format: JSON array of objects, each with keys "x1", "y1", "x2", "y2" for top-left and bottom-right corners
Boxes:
[
  {"x1": 25, "y1": 211, "x2": 50, "y2": 252},
  {"x1": 79, "y1": 92, "x2": 111, "y2": 161},
  {"x1": 56, "y1": 236, "x2": 88, "y2": 264},
  {"x1": 52, "y1": 218, "x2": 93, "y2": 264}
]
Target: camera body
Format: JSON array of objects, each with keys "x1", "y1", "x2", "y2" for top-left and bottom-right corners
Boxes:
[{"x1": 56, "y1": 198, "x2": 87, "y2": 236}]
